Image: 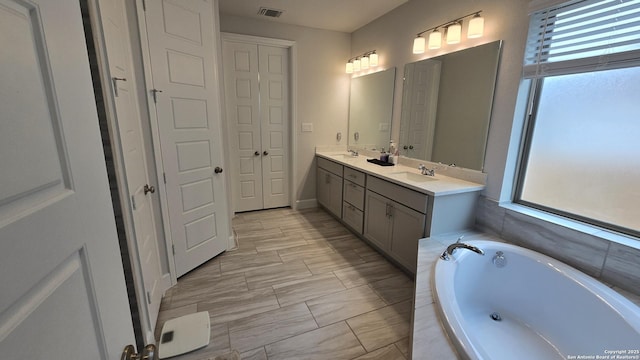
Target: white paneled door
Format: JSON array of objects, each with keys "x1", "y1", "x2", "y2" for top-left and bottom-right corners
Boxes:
[
  {"x1": 0, "y1": 0, "x2": 135, "y2": 358},
  {"x1": 223, "y1": 38, "x2": 290, "y2": 212},
  {"x1": 143, "y1": 0, "x2": 229, "y2": 277},
  {"x1": 94, "y1": 0, "x2": 163, "y2": 340}
]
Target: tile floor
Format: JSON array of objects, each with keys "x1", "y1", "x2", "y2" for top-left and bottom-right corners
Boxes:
[{"x1": 156, "y1": 207, "x2": 414, "y2": 360}]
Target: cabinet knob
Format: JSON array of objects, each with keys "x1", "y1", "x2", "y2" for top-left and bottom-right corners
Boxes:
[
  {"x1": 254, "y1": 151, "x2": 260, "y2": 156},
  {"x1": 263, "y1": 150, "x2": 269, "y2": 156}
]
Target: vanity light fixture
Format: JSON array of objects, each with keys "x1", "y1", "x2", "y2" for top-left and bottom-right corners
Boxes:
[
  {"x1": 345, "y1": 50, "x2": 378, "y2": 74},
  {"x1": 412, "y1": 11, "x2": 484, "y2": 54},
  {"x1": 353, "y1": 58, "x2": 361, "y2": 72},
  {"x1": 346, "y1": 61, "x2": 354, "y2": 74},
  {"x1": 446, "y1": 21, "x2": 462, "y2": 44},
  {"x1": 428, "y1": 29, "x2": 442, "y2": 49},
  {"x1": 467, "y1": 13, "x2": 484, "y2": 38},
  {"x1": 369, "y1": 52, "x2": 378, "y2": 67},
  {"x1": 361, "y1": 55, "x2": 370, "y2": 69}
]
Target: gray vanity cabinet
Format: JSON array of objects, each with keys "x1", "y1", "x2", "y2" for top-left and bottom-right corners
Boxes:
[
  {"x1": 316, "y1": 158, "x2": 343, "y2": 218},
  {"x1": 363, "y1": 176, "x2": 428, "y2": 273}
]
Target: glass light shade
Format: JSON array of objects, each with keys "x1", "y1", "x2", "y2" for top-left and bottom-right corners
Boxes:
[
  {"x1": 468, "y1": 15, "x2": 484, "y2": 38},
  {"x1": 353, "y1": 58, "x2": 361, "y2": 71},
  {"x1": 428, "y1": 30, "x2": 442, "y2": 49},
  {"x1": 346, "y1": 62, "x2": 353, "y2": 74},
  {"x1": 361, "y1": 56, "x2": 369, "y2": 69},
  {"x1": 413, "y1": 36, "x2": 426, "y2": 54},
  {"x1": 369, "y1": 53, "x2": 378, "y2": 67},
  {"x1": 447, "y1": 22, "x2": 462, "y2": 44}
]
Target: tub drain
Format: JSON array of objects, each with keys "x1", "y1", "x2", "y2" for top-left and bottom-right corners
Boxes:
[{"x1": 490, "y1": 312, "x2": 502, "y2": 321}]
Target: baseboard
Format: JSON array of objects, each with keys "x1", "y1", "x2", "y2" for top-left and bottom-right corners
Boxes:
[
  {"x1": 295, "y1": 198, "x2": 317, "y2": 210},
  {"x1": 228, "y1": 232, "x2": 238, "y2": 251}
]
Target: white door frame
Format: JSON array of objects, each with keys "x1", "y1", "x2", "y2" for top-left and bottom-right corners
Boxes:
[
  {"x1": 220, "y1": 32, "x2": 298, "y2": 214},
  {"x1": 134, "y1": 0, "x2": 178, "y2": 284},
  {"x1": 85, "y1": 0, "x2": 169, "y2": 344}
]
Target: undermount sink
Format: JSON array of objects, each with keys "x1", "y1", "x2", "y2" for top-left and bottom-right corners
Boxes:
[
  {"x1": 329, "y1": 154, "x2": 357, "y2": 160},
  {"x1": 389, "y1": 171, "x2": 437, "y2": 183}
]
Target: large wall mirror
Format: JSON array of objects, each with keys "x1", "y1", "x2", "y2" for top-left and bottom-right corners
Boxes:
[
  {"x1": 400, "y1": 40, "x2": 502, "y2": 171},
  {"x1": 348, "y1": 68, "x2": 396, "y2": 151}
]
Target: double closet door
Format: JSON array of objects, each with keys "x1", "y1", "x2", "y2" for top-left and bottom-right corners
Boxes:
[{"x1": 223, "y1": 38, "x2": 290, "y2": 212}]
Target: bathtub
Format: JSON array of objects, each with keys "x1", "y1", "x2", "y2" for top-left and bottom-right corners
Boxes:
[{"x1": 432, "y1": 240, "x2": 640, "y2": 360}]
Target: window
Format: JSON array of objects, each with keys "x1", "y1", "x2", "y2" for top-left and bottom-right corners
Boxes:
[{"x1": 515, "y1": 0, "x2": 640, "y2": 237}]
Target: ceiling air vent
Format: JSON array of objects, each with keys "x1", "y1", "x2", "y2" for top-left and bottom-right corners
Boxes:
[{"x1": 257, "y1": 7, "x2": 284, "y2": 18}]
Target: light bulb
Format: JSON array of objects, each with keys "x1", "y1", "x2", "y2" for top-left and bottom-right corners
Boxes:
[
  {"x1": 413, "y1": 36, "x2": 426, "y2": 54},
  {"x1": 467, "y1": 14, "x2": 484, "y2": 38},
  {"x1": 369, "y1": 53, "x2": 378, "y2": 67},
  {"x1": 428, "y1": 30, "x2": 442, "y2": 49},
  {"x1": 353, "y1": 58, "x2": 361, "y2": 71},
  {"x1": 346, "y1": 62, "x2": 353, "y2": 74},
  {"x1": 361, "y1": 56, "x2": 369, "y2": 69}
]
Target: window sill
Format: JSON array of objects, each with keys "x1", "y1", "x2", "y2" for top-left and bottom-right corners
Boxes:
[{"x1": 499, "y1": 202, "x2": 640, "y2": 251}]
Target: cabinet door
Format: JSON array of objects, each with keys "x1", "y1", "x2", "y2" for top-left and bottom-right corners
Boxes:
[
  {"x1": 363, "y1": 190, "x2": 392, "y2": 251},
  {"x1": 317, "y1": 167, "x2": 342, "y2": 218},
  {"x1": 317, "y1": 167, "x2": 330, "y2": 208},
  {"x1": 389, "y1": 201, "x2": 426, "y2": 273},
  {"x1": 327, "y1": 171, "x2": 343, "y2": 218}
]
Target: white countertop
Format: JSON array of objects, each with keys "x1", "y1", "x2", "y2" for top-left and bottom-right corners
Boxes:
[{"x1": 316, "y1": 151, "x2": 485, "y2": 197}]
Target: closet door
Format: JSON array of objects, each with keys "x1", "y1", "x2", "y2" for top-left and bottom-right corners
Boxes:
[
  {"x1": 259, "y1": 45, "x2": 289, "y2": 209},
  {"x1": 222, "y1": 38, "x2": 290, "y2": 212},
  {"x1": 223, "y1": 41, "x2": 263, "y2": 212}
]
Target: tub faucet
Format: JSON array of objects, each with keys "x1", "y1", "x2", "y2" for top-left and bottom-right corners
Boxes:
[
  {"x1": 440, "y1": 243, "x2": 485, "y2": 260},
  {"x1": 348, "y1": 149, "x2": 359, "y2": 157}
]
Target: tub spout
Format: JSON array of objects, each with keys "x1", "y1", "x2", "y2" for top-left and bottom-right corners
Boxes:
[{"x1": 440, "y1": 243, "x2": 485, "y2": 260}]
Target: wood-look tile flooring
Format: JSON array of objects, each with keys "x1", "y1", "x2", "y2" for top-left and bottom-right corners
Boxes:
[{"x1": 156, "y1": 208, "x2": 414, "y2": 360}]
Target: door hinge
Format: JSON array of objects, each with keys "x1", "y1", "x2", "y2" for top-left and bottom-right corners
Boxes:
[
  {"x1": 142, "y1": 0, "x2": 146, "y2": 11},
  {"x1": 146, "y1": 291, "x2": 151, "y2": 305},
  {"x1": 131, "y1": 195, "x2": 137, "y2": 210},
  {"x1": 172, "y1": 244, "x2": 176, "y2": 255},
  {"x1": 163, "y1": 172, "x2": 167, "y2": 184}
]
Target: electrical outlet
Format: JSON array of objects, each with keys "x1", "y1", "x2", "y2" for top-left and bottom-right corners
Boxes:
[{"x1": 301, "y1": 123, "x2": 313, "y2": 132}]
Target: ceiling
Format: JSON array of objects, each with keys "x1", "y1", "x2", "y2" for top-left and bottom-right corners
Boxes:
[{"x1": 218, "y1": 0, "x2": 409, "y2": 33}]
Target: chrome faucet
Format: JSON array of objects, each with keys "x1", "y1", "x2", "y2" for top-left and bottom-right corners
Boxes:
[
  {"x1": 440, "y1": 242, "x2": 485, "y2": 260},
  {"x1": 348, "y1": 149, "x2": 359, "y2": 157},
  {"x1": 418, "y1": 164, "x2": 435, "y2": 176}
]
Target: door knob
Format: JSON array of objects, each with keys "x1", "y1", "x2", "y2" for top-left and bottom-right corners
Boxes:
[
  {"x1": 214, "y1": 167, "x2": 223, "y2": 174},
  {"x1": 144, "y1": 184, "x2": 155, "y2": 195},
  {"x1": 263, "y1": 151, "x2": 269, "y2": 156},
  {"x1": 254, "y1": 151, "x2": 260, "y2": 156},
  {"x1": 122, "y1": 344, "x2": 156, "y2": 360}
]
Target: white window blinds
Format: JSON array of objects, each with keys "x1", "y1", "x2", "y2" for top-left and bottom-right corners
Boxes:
[{"x1": 524, "y1": 0, "x2": 640, "y2": 78}]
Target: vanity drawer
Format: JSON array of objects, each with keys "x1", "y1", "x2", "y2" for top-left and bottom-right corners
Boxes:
[
  {"x1": 367, "y1": 175, "x2": 428, "y2": 214},
  {"x1": 342, "y1": 202, "x2": 363, "y2": 233},
  {"x1": 343, "y1": 166, "x2": 366, "y2": 187},
  {"x1": 317, "y1": 157, "x2": 343, "y2": 177},
  {"x1": 343, "y1": 180, "x2": 365, "y2": 210}
]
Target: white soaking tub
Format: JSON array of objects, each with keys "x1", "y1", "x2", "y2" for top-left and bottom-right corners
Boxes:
[{"x1": 432, "y1": 240, "x2": 640, "y2": 360}]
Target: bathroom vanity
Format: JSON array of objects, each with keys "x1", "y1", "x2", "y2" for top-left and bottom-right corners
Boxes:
[{"x1": 316, "y1": 151, "x2": 484, "y2": 273}]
